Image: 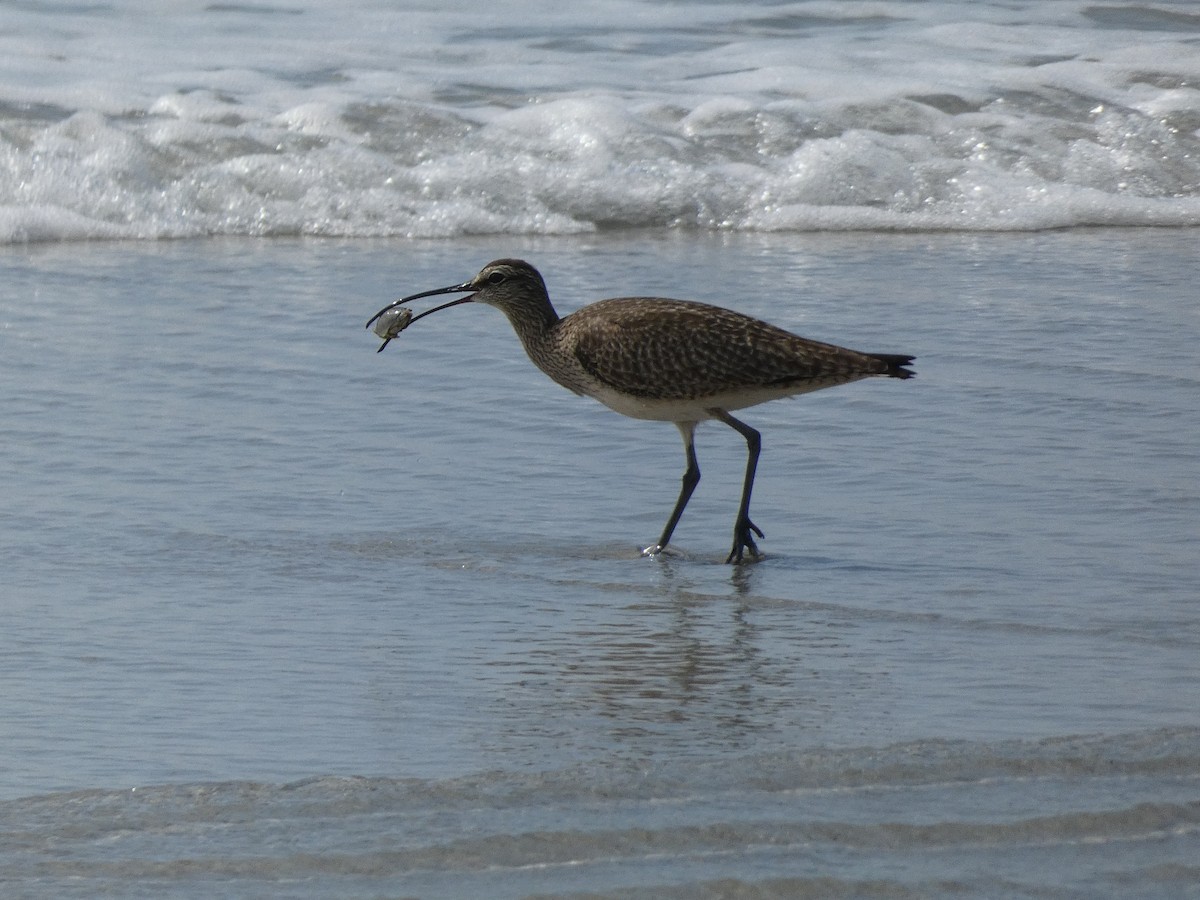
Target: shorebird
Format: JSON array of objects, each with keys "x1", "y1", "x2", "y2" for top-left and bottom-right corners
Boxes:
[{"x1": 367, "y1": 259, "x2": 914, "y2": 563}]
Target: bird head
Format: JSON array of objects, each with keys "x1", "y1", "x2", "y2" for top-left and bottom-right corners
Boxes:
[{"x1": 366, "y1": 259, "x2": 550, "y2": 352}]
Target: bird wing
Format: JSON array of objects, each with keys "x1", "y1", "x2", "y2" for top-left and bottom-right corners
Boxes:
[{"x1": 567, "y1": 298, "x2": 879, "y2": 402}]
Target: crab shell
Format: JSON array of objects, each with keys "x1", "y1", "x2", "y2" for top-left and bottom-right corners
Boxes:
[{"x1": 372, "y1": 306, "x2": 414, "y2": 340}]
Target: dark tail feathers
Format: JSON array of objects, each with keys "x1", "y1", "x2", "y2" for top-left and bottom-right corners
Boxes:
[{"x1": 871, "y1": 354, "x2": 916, "y2": 379}]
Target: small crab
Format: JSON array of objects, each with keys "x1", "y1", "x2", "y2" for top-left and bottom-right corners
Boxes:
[{"x1": 368, "y1": 306, "x2": 413, "y2": 352}]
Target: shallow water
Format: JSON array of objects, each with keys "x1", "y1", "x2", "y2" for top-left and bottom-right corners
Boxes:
[{"x1": 2, "y1": 230, "x2": 1198, "y2": 896}]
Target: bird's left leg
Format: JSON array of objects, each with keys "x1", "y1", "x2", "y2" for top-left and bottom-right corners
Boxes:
[
  {"x1": 643, "y1": 421, "x2": 700, "y2": 557},
  {"x1": 710, "y1": 409, "x2": 764, "y2": 564}
]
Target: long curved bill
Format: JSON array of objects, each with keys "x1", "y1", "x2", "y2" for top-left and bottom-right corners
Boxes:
[{"x1": 366, "y1": 281, "x2": 476, "y2": 353}]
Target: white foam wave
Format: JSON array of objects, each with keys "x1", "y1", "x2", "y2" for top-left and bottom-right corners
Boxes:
[{"x1": 2, "y1": 0, "x2": 1199, "y2": 241}]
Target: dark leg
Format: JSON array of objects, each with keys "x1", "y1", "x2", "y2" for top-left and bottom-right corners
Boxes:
[
  {"x1": 710, "y1": 409, "x2": 764, "y2": 564},
  {"x1": 643, "y1": 422, "x2": 700, "y2": 556}
]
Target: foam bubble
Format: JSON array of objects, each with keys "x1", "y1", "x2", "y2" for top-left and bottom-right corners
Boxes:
[{"x1": 0, "y1": 205, "x2": 132, "y2": 243}]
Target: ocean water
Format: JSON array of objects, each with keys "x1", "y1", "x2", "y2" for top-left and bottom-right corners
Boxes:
[
  {"x1": 4, "y1": 229, "x2": 1198, "y2": 898},
  {"x1": 2, "y1": 0, "x2": 1200, "y2": 241},
  {"x1": 3, "y1": 1, "x2": 1200, "y2": 898}
]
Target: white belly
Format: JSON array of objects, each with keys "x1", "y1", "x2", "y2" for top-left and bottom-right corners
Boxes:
[{"x1": 584, "y1": 380, "x2": 856, "y2": 422}]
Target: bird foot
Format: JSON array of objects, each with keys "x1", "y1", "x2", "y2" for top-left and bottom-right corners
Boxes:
[{"x1": 725, "y1": 518, "x2": 764, "y2": 565}]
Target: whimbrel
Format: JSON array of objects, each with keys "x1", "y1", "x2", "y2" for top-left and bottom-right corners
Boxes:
[{"x1": 367, "y1": 259, "x2": 914, "y2": 563}]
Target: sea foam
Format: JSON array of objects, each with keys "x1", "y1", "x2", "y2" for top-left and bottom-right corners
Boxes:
[{"x1": 1, "y1": 0, "x2": 1198, "y2": 241}]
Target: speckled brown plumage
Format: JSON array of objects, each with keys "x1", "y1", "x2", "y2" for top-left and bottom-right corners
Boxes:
[
  {"x1": 367, "y1": 258, "x2": 914, "y2": 563},
  {"x1": 561, "y1": 297, "x2": 906, "y2": 401}
]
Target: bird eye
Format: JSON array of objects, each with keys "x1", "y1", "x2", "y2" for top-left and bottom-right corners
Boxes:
[{"x1": 487, "y1": 271, "x2": 506, "y2": 285}]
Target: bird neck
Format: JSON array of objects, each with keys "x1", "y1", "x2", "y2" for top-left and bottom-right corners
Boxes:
[{"x1": 501, "y1": 298, "x2": 560, "y2": 355}]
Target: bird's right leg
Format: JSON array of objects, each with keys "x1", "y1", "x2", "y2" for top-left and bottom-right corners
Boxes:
[
  {"x1": 643, "y1": 421, "x2": 700, "y2": 557},
  {"x1": 710, "y1": 409, "x2": 764, "y2": 564}
]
